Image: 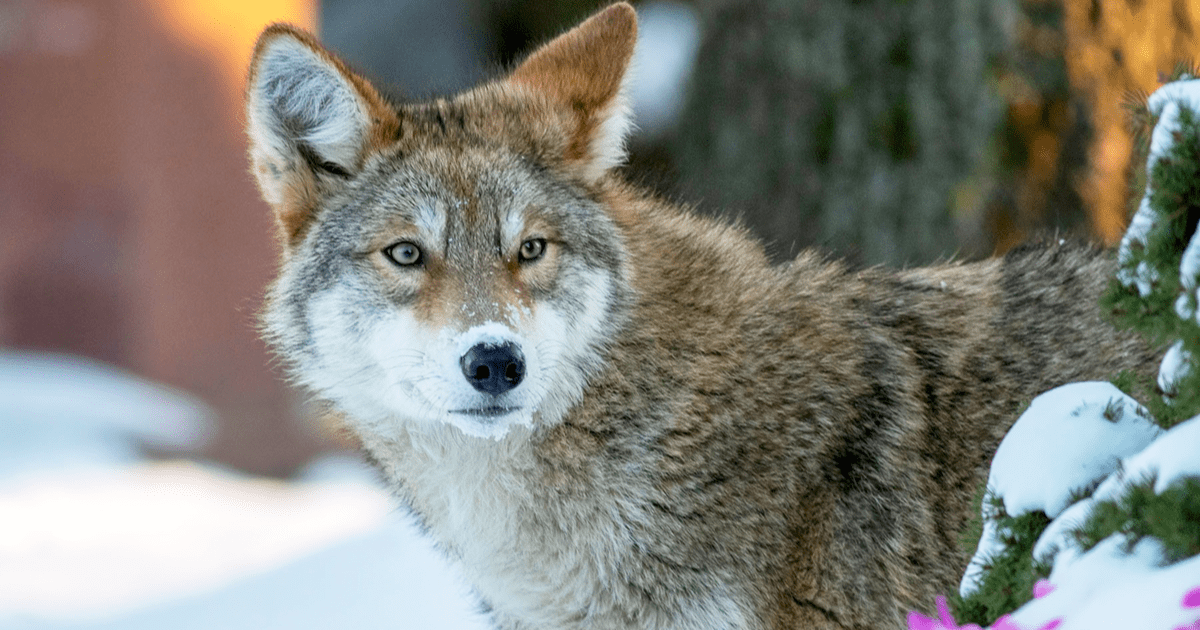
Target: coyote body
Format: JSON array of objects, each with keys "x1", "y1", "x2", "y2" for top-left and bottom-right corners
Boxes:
[{"x1": 245, "y1": 5, "x2": 1156, "y2": 629}]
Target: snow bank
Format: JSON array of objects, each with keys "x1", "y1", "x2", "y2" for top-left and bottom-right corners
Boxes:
[
  {"x1": 0, "y1": 459, "x2": 391, "y2": 622},
  {"x1": 0, "y1": 353, "x2": 489, "y2": 630},
  {"x1": 52, "y1": 518, "x2": 490, "y2": 630},
  {"x1": 0, "y1": 351, "x2": 214, "y2": 477},
  {"x1": 0, "y1": 456, "x2": 490, "y2": 630}
]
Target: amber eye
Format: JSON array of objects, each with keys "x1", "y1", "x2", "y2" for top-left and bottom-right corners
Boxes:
[
  {"x1": 384, "y1": 241, "x2": 422, "y2": 266},
  {"x1": 519, "y1": 238, "x2": 546, "y2": 262}
]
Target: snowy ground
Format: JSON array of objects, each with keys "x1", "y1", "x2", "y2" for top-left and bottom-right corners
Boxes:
[{"x1": 0, "y1": 352, "x2": 489, "y2": 630}]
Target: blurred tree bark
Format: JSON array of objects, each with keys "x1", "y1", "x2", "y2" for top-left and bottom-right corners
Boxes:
[
  {"x1": 671, "y1": 0, "x2": 1019, "y2": 266},
  {"x1": 984, "y1": 0, "x2": 1093, "y2": 255},
  {"x1": 1056, "y1": 0, "x2": 1200, "y2": 242}
]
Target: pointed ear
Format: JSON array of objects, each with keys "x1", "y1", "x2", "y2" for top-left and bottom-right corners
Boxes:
[
  {"x1": 506, "y1": 3, "x2": 638, "y2": 183},
  {"x1": 245, "y1": 24, "x2": 398, "y2": 245}
]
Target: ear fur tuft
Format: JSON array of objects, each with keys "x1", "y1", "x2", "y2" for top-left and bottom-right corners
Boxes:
[
  {"x1": 245, "y1": 24, "x2": 396, "y2": 244},
  {"x1": 507, "y1": 3, "x2": 639, "y2": 183},
  {"x1": 256, "y1": 36, "x2": 367, "y2": 170}
]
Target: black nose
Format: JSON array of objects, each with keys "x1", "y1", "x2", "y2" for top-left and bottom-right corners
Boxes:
[{"x1": 460, "y1": 342, "x2": 525, "y2": 396}]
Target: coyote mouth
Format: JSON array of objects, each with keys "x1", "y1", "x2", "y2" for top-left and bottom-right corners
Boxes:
[{"x1": 451, "y1": 406, "x2": 520, "y2": 418}]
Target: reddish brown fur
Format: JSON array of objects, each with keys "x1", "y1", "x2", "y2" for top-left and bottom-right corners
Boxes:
[
  {"x1": 246, "y1": 5, "x2": 1160, "y2": 629},
  {"x1": 507, "y1": 4, "x2": 637, "y2": 166}
]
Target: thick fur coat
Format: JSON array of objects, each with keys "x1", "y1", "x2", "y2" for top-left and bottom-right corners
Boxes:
[{"x1": 244, "y1": 5, "x2": 1158, "y2": 628}]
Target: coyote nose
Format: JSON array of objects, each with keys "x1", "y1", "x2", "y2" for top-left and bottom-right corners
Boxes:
[{"x1": 460, "y1": 342, "x2": 525, "y2": 396}]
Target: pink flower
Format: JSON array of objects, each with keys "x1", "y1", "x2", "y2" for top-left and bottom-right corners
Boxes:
[
  {"x1": 1032, "y1": 579, "x2": 1056, "y2": 599},
  {"x1": 906, "y1": 595, "x2": 1061, "y2": 630},
  {"x1": 906, "y1": 596, "x2": 984, "y2": 630},
  {"x1": 909, "y1": 582, "x2": 1200, "y2": 630},
  {"x1": 907, "y1": 610, "x2": 938, "y2": 630},
  {"x1": 1174, "y1": 585, "x2": 1200, "y2": 630},
  {"x1": 1184, "y1": 586, "x2": 1200, "y2": 609}
]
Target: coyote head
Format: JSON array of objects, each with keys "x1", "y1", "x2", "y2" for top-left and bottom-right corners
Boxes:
[{"x1": 246, "y1": 5, "x2": 638, "y2": 439}]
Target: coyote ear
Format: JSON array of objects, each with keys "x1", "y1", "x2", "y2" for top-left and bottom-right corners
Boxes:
[
  {"x1": 245, "y1": 24, "x2": 397, "y2": 244},
  {"x1": 507, "y1": 3, "x2": 637, "y2": 183}
]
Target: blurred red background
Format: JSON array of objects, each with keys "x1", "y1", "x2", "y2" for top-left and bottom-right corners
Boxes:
[{"x1": 0, "y1": 0, "x2": 323, "y2": 475}]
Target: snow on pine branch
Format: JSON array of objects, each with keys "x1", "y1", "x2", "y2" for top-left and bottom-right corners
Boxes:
[
  {"x1": 910, "y1": 75, "x2": 1200, "y2": 630},
  {"x1": 1117, "y1": 78, "x2": 1200, "y2": 299}
]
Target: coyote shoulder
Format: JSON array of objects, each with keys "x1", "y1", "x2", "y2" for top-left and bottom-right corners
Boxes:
[{"x1": 244, "y1": 4, "x2": 1157, "y2": 628}]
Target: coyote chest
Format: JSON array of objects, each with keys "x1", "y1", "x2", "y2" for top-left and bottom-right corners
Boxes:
[
  {"x1": 382, "y1": 431, "x2": 605, "y2": 626},
  {"x1": 371, "y1": 428, "x2": 751, "y2": 629}
]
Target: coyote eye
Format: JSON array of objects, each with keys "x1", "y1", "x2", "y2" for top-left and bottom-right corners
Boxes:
[
  {"x1": 384, "y1": 241, "x2": 422, "y2": 266},
  {"x1": 519, "y1": 238, "x2": 546, "y2": 262}
]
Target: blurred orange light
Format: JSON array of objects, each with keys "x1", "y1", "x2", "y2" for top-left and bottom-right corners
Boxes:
[
  {"x1": 151, "y1": 0, "x2": 317, "y2": 95},
  {"x1": 1061, "y1": 0, "x2": 1200, "y2": 243}
]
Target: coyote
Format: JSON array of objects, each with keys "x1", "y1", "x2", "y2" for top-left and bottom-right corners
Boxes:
[{"x1": 244, "y1": 4, "x2": 1156, "y2": 628}]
